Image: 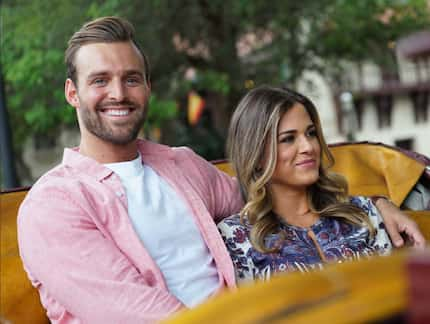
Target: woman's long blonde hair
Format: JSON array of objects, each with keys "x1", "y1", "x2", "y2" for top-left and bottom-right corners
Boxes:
[{"x1": 227, "y1": 85, "x2": 374, "y2": 253}]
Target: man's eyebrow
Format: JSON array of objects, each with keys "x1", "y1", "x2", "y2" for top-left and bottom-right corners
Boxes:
[
  {"x1": 86, "y1": 71, "x2": 109, "y2": 80},
  {"x1": 86, "y1": 70, "x2": 145, "y2": 79},
  {"x1": 124, "y1": 70, "x2": 144, "y2": 76}
]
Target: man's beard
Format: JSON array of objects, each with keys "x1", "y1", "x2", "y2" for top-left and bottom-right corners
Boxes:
[{"x1": 79, "y1": 99, "x2": 148, "y2": 145}]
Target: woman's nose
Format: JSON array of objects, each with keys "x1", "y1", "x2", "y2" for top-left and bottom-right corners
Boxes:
[{"x1": 299, "y1": 136, "x2": 314, "y2": 153}]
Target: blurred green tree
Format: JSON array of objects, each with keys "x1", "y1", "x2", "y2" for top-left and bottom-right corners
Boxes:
[
  {"x1": 2, "y1": 0, "x2": 429, "y2": 173},
  {"x1": 1, "y1": 0, "x2": 178, "y2": 153},
  {"x1": 1, "y1": 0, "x2": 331, "y2": 164}
]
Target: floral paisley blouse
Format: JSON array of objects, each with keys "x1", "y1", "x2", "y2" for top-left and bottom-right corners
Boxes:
[{"x1": 217, "y1": 196, "x2": 392, "y2": 284}]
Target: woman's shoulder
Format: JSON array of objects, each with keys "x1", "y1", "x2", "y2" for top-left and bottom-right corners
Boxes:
[
  {"x1": 217, "y1": 214, "x2": 256, "y2": 284},
  {"x1": 217, "y1": 214, "x2": 252, "y2": 245},
  {"x1": 218, "y1": 214, "x2": 254, "y2": 251},
  {"x1": 217, "y1": 213, "x2": 249, "y2": 230}
]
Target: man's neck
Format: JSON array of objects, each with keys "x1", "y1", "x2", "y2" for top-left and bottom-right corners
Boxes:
[{"x1": 79, "y1": 137, "x2": 139, "y2": 164}]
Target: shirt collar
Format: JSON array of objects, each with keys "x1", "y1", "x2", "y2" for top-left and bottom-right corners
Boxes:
[{"x1": 62, "y1": 139, "x2": 174, "y2": 181}]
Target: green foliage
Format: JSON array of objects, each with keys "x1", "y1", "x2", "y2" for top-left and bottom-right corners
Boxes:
[
  {"x1": 308, "y1": 0, "x2": 430, "y2": 77},
  {"x1": 2, "y1": 1, "x2": 89, "y2": 148},
  {"x1": 145, "y1": 95, "x2": 177, "y2": 130},
  {"x1": 196, "y1": 70, "x2": 230, "y2": 95},
  {"x1": 1, "y1": 0, "x2": 180, "y2": 151},
  {"x1": 178, "y1": 70, "x2": 231, "y2": 96},
  {"x1": 2, "y1": 0, "x2": 429, "y2": 163}
]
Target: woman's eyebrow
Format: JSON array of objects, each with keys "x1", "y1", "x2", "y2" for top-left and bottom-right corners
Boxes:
[
  {"x1": 277, "y1": 129, "x2": 296, "y2": 137},
  {"x1": 278, "y1": 124, "x2": 315, "y2": 137}
]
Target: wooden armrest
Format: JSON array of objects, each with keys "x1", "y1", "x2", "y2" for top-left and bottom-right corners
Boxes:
[{"x1": 405, "y1": 211, "x2": 430, "y2": 241}]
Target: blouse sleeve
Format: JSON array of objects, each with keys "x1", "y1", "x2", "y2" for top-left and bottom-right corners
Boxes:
[
  {"x1": 217, "y1": 215, "x2": 256, "y2": 285},
  {"x1": 350, "y1": 196, "x2": 393, "y2": 255}
]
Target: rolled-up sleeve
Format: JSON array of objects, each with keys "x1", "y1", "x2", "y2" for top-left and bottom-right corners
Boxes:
[{"x1": 176, "y1": 147, "x2": 243, "y2": 222}]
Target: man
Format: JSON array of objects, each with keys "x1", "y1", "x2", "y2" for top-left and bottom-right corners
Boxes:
[{"x1": 18, "y1": 16, "x2": 424, "y2": 324}]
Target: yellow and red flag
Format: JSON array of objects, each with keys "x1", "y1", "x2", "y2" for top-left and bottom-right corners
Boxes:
[{"x1": 187, "y1": 91, "x2": 205, "y2": 126}]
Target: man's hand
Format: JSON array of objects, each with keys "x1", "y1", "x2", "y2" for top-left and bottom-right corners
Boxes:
[{"x1": 375, "y1": 198, "x2": 426, "y2": 248}]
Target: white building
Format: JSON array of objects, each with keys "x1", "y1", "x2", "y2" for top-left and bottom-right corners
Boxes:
[{"x1": 297, "y1": 31, "x2": 430, "y2": 157}]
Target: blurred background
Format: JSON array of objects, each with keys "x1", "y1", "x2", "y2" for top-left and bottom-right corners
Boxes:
[{"x1": 1, "y1": 0, "x2": 429, "y2": 189}]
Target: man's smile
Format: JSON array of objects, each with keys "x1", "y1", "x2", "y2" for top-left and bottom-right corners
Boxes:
[{"x1": 100, "y1": 108, "x2": 134, "y2": 117}]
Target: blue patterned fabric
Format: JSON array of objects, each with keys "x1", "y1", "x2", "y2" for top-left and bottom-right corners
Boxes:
[{"x1": 217, "y1": 196, "x2": 392, "y2": 284}]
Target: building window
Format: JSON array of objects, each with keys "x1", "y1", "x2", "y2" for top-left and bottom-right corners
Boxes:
[
  {"x1": 373, "y1": 95, "x2": 393, "y2": 128},
  {"x1": 381, "y1": 69, "x2": 399, "y2": 84},
  {"x1": 410, "y1": 90, "x2": 429, "y2": 123},
  {"x1": 353, "y1": 98, "x2": 364, "y2": 130},
  {"x1": 395, "y1": 138, "x2": 414, "y2": 151},
  {"x1": 414, "y1": 58, "x2": 430, "y2": 82}
]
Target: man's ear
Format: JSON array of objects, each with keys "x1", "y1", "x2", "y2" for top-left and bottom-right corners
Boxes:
[{"x1": 65, "y1": 78, "x2": 80, "y2": 109}]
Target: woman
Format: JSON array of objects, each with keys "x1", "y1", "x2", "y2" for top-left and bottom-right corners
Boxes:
[{"x1": 218, "y1": 85, "x2": 392, "y2": 284}]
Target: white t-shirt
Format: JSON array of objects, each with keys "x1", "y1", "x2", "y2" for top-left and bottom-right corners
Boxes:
[{"x1": 105, "y1": 154, "x2": 219, "y2": 307}]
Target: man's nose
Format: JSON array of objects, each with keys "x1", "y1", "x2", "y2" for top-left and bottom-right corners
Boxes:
[{"x1": 108, "y1": 80, "x2": 126, "y2": 101}]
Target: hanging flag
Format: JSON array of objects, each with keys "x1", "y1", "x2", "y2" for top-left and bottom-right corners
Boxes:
[{"x1": 187, "y1": 90, "x2": 205, "y2": 126}]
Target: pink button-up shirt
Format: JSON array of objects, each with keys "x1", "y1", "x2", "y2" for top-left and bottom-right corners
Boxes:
[{"x1": 18, "y1": 140, "x2": 242, "y2": 323}]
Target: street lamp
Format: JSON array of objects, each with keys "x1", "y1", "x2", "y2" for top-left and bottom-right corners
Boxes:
[{"x1": 339, "y1": 91, "x2": 358, "y2": 141}]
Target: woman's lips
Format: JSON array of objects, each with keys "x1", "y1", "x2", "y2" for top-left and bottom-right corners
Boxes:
[{"x1": 295, "y1": 159, "x2": 316, "y2": 167}]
